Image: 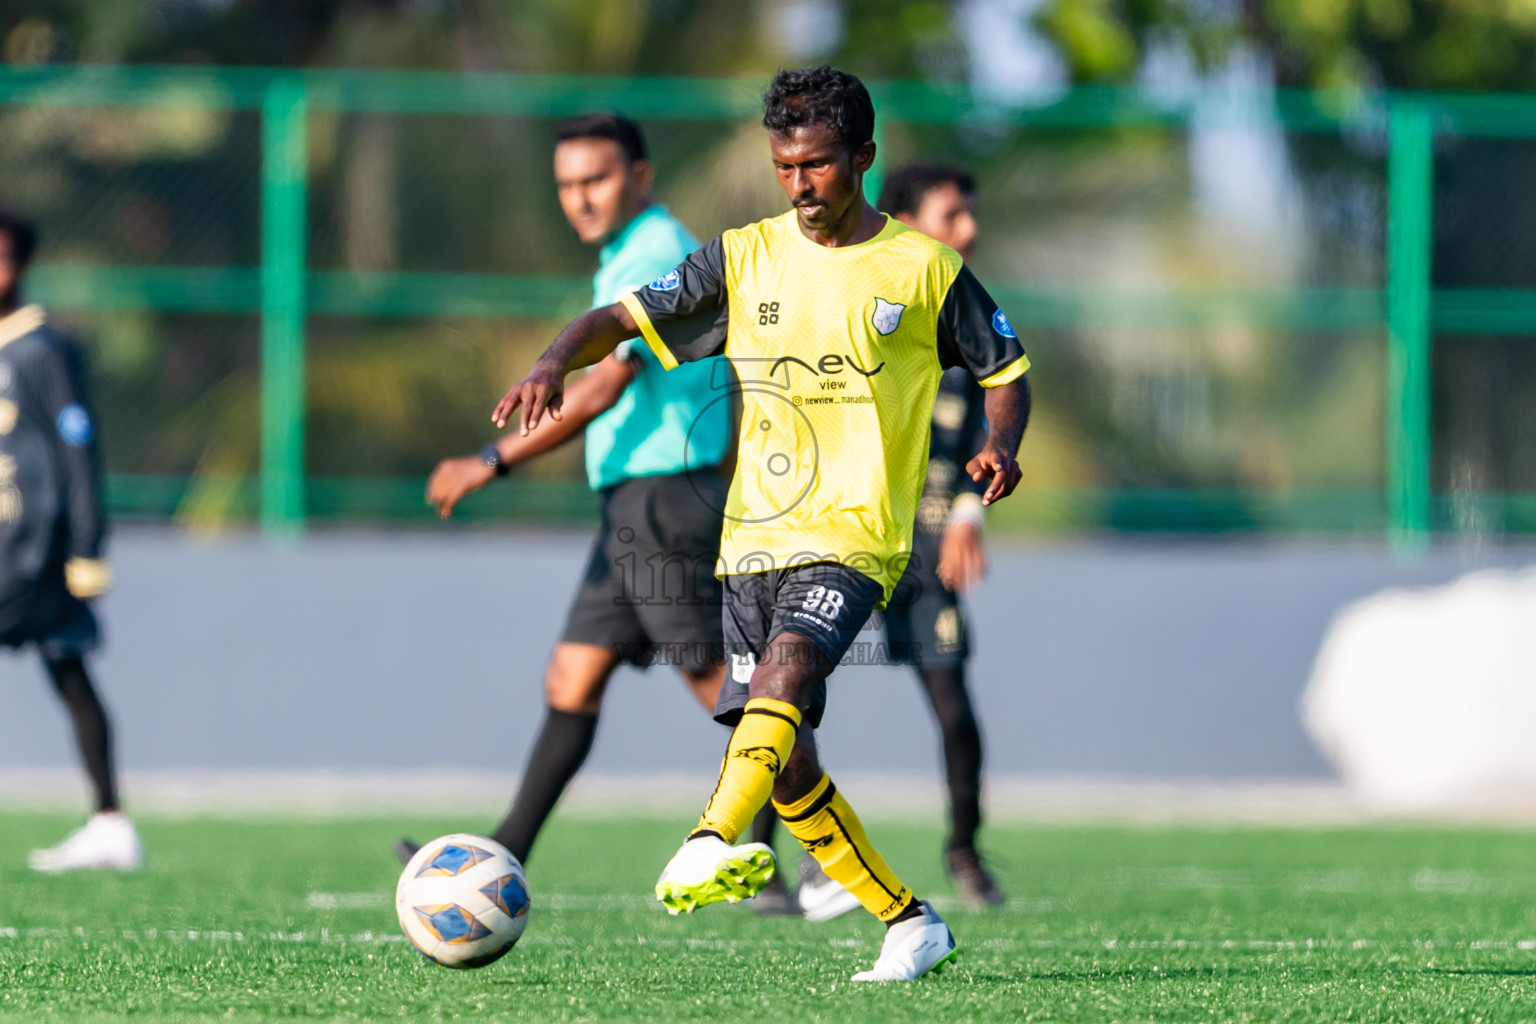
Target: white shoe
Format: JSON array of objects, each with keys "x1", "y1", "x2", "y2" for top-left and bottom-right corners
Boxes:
[
  {"x1": 28, "y1": 811, "x2": 143, "y2": 873},
  {"x1": 654, "y1": 834, "x2": 776, "y2": 916},
  {"x1": 851, "y1": 901, "x2": 958, "y2": 982},
  {"x1": 797, "y1": 856, "x2": 863, "y2": 922}
]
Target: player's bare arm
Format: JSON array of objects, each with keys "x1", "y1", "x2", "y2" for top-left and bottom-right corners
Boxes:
[
  {"x1": 429, "y1": 356, "x2": 636, "y2": 518},
  {"x1": 491, "y1": 301, "x2": 640, "y2": 433},
  {"x1": 967, "y1": 375, "x2": 1031, "y2": 505}
]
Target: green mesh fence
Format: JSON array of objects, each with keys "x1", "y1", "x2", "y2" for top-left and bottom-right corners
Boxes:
[{"x1": 4, "y1": 65, "x2": 1536, "y2": 542}]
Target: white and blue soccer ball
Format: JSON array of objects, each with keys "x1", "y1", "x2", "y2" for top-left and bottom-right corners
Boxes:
[{"x1": 395, "y1": 833, "x2": 530, "y2": 969}]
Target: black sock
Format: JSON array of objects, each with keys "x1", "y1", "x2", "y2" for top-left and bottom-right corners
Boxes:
[
  {"x1": 490, "y1": 707, "x2": 598, "y2": 865},
  {"x1": 749, "y1": 800, "x2": 779, "y2": 852},
  {"x1": 887, "y1": 898, "x2": 927, "y2": 927},
  {"x1": 44, "y1": 656, "x2": 118, "y2": 813},
  {"x1": 918, "y1": 665, "x2": 983, "y2": 852}
]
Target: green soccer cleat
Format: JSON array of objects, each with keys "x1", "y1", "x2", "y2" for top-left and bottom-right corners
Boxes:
[{"x1": 655, "y1": 835, "x2": 777, "y2": 916}]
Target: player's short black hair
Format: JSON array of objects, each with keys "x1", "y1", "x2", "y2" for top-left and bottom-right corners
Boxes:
[
  {"x1": 878, "y1": 162, "x2": 976, "y2": 218},
  {"x1": 0, "y1": 210, "x2": 38, "y2": 266},
  {"x1": 555, "y1": 112, "x2": 648, "y2": 163},
  {"x1": 762, "y1": 65, "x2": 875, "y2": 151}
]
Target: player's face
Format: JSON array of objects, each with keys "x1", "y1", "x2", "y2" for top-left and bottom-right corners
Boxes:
[
  {"x1": 0, "y1": 233, "x2": 19, "y2": 304},
  {"x1": 897, "y1": 182, "x2": 978, "y2": 262},
  {"x1": 769, "y1": 125, "x2": 876, "y2": 236},
  {"x1": 553, "y1": 138, "x2": 653, "y2": 244}
]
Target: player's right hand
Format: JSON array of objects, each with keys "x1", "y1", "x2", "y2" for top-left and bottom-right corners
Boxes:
[
  {"x1": 966, "y1": 446, "x2": 1022, "y2": 506},
  {"x1": 426, "y1": 456, "x2": 496, "y2": 518},
  {"x1": 492, "y1": 360, "x2": 566, "y2": 435}
]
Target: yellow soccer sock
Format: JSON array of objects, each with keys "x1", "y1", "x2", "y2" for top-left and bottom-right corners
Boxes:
[
  {"x1": 691, "y1": 698, "x2": 801, "y2": 844},
  {"x1": 774, "y1": 773, "x2": 915, "y2": 922}
]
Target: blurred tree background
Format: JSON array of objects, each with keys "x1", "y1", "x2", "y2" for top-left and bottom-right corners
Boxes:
[{"x1": 1, "y1": 0, "x2": 1533, "y2": 529}]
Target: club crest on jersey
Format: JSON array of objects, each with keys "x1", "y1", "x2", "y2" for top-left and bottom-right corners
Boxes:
[
  {"x1": 992, "y1": 308, "x2": 1017, "y2": 339},
  {"x1": 871, "y1": 298, "x2": 906, "y2": 336},
  {"x1": 648, "y1": 269, "x2": 682, "y2": 292}
]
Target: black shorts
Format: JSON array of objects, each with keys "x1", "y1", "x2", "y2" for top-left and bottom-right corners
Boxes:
[
  {"x1": 883, "y1": 526, "x2": 970, "y2": 668},
  {"x1": 714, "y1": 561, "x2": 884, "y2": 729},
  {"x1": 560, "y1": 471, "x2": 726, "y2": 673},
  {"x1": 0, "y1": 569, "x2": 100, "y2": 661}
]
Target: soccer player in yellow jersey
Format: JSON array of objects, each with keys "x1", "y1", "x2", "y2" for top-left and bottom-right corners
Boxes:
[{"x1": 492, "y1": 65, "x2": 1031, "y2": 982}]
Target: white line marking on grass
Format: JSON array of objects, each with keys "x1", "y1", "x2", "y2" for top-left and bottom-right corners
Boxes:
[
  {"x1": 305, "y1": 891, "x2": 658, "y2": 911},
  {"x1": 10, "y1": 912, "x2": 1536, "y2": 958},
  {"x1": 3, "y1": 927, "x2": 1532, "y2": 953},
  {"x1": 0, "y1": 926, "x2": 404, "y2": 944},
  {"x1": 309, "y1": 890, "x2": 1050, "y2": 915},
  {"x1": 306, "y1": 893, "x2": 391, "y2": 910}
]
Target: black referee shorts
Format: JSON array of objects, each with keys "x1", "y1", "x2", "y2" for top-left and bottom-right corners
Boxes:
[
  {"x1": 0, "y1": 567, "x2": 100, "y2": 661},
  {"x1": 882, "y1": 525, "x2": 970, "y2": 668},
  {"x1": 560, "y1": 470, "x2": 726, "y2": 674}
]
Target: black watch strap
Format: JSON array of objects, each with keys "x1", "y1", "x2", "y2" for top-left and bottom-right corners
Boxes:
[{"x1": 481, "y1": 444, "x2": 510, "y2": 477}]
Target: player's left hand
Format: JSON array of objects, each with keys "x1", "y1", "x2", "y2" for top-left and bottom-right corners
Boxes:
[
  {"x1": 937, "y1": 521, "x2": 987, "y2": 592},
  {"x1": 426, "y1": 456, "x2": 495, "y2": 518},
  {"x1": 966, "y1": 447, "x2": 1022, "y2": 505},
  {"x1": 492, "y1": 360, "x2": 566, "y2": 435},
  {"x1": 64, "y1": 558, "x2": 112, "y2": 599}
]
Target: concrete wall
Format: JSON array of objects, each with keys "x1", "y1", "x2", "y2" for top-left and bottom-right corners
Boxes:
[{"x1": 1, "y1": 530, "x2": 1528, "y2": 781}]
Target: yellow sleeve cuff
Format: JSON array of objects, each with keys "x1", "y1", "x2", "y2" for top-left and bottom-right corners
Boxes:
[
  {"x1": 618, "y1": 293, "x2": 679, "y2": 371},
  {"x1": 978, "y1": 353, "x2": 1030, "y2": 389},
  {"x1": 65, "y1": 558, "x2": 112, "y2": 599}
]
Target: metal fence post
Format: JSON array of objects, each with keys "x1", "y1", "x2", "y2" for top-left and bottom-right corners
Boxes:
[
  {"x1": 1386, "y1": 100, "x2": 1434, "y2": 551},
  {"x1": 260, "y1": 75, "x2": 308, "y2": 537}
]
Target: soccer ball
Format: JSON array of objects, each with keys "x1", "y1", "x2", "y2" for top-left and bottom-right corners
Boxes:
[{"x1": 395, "y1": 833, "x2": 530, "y2": 969}]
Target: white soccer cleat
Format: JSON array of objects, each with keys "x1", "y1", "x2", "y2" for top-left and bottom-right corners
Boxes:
[
  {"x1": 654, "y1": 834, "x2": 776, "y2": 916},
  {"x1": 851, "y1": 901, "x2": 958, "y2": 982},
  {"x1": 797, "y1": 855, "x2": 863, "y2": 922},
  {"x1": 28, "y1": 811, "x2": 143, "y2": 874}
]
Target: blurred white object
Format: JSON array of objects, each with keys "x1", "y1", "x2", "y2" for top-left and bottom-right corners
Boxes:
[
  {"x1": 28, "y1": 811, "x2": 143, "y2": 873},
  {"x1": 797, "y1": 856, "x2": 862, "y2": 922},
  {"x1": 1303, "y1": 567, "x2": 1536, "y2": 812}
]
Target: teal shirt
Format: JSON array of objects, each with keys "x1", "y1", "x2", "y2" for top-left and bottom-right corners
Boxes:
[{"x1": 584, "y1": 205, "x2": 729, "y2": 491}]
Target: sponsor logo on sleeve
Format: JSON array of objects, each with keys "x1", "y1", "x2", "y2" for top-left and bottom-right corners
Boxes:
[
  {"x1": 648, "y1": 269, "x2": 682, "y2": 292},
  {"x1": 57, "y1": 404, "x2": 93, "y2": 447},
  {"x1": 992, "y1": 308, "x2": 1017, "y2": 339}
]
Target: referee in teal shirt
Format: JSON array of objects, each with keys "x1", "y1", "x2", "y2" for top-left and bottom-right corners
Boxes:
[{"x1": 410, "y1": 114, "x2": 732, "y2": 869}]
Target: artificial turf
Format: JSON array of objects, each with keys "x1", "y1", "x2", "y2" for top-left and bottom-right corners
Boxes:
[{"x1": 3, "y1": 811, "x2": 1536, "y2": 1021}]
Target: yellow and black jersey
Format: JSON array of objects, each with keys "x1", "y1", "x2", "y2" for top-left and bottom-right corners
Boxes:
[{"x1": 620, "y1": 211, "x2": 1028, "y2": 602}]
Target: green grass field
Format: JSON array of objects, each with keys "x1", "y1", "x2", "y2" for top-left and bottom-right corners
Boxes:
[{"x1": 4, "y1": 812, "x2": 1536, "y2": 1021}]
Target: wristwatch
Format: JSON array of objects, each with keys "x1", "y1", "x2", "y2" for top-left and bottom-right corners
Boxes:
[{"x1": 480, "y1": 444, "x2": 510, "y2": 477}]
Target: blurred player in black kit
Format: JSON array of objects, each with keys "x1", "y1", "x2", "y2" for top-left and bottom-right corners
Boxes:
[
  {"x1": 780, "y1": 163, "x2": 1006, "y2": 918},
  {"x1": 0, "y1": 210, "x2": 140, "y2": 872}
]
